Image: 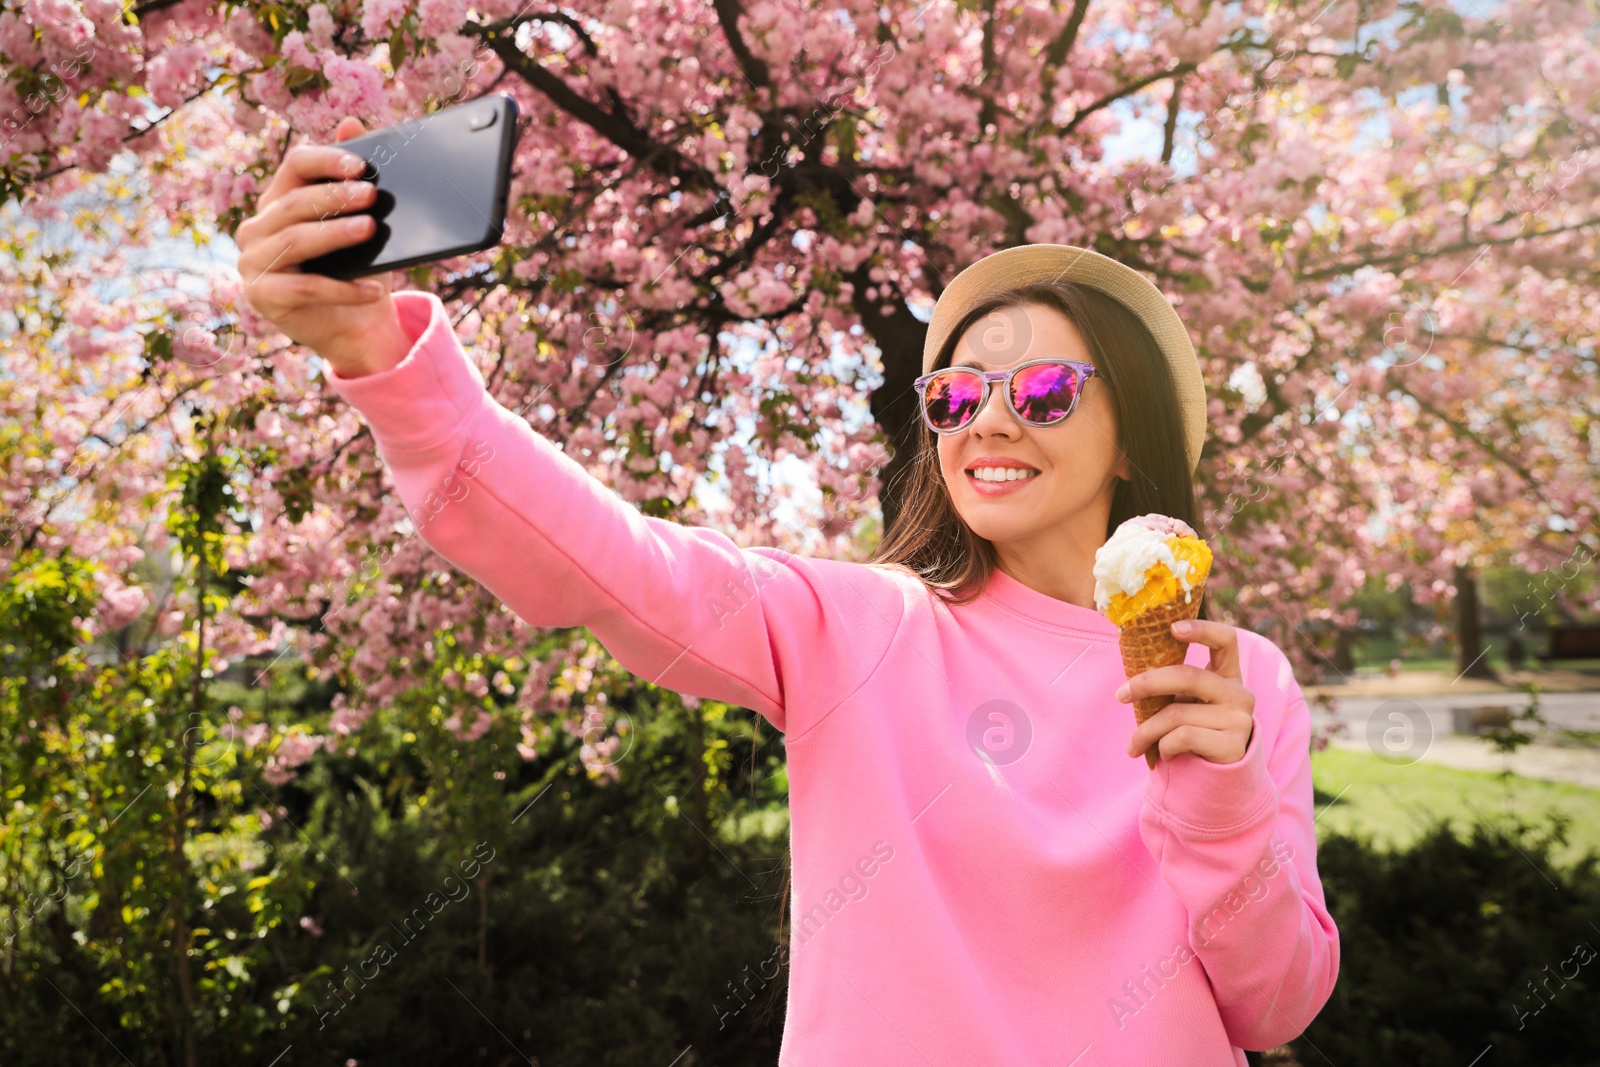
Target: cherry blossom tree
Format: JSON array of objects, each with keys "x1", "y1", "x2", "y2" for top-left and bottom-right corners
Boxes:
[{"x1": 2, "y1": 0, "x2": 1598, "y2": 765}]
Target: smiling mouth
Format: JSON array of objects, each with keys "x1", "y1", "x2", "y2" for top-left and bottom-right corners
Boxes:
[{"x1": 966, "y1": 467, "x2": 1041, "y2": 483}]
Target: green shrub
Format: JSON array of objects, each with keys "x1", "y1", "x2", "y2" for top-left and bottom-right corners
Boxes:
[{"x1": 1297, "y1": 812, "x2": 1600, "y2": 1066}]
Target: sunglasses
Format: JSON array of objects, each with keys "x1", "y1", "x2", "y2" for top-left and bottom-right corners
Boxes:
[{"x1": 912, "y1": 358, "x2": 1104, "y2": 435}]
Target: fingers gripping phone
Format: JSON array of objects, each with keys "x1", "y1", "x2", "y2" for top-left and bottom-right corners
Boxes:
[{"x1": 300, "y1": 94, "x2": 521, "y2": 280}]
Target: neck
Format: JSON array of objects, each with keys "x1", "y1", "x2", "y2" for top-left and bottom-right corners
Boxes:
[
  {"x1": 993, "y1": 532, "x2": 1105, "y2": 614},
  {"x1": 987, "y1": 483, "x2": 1120, "y2": 613}
]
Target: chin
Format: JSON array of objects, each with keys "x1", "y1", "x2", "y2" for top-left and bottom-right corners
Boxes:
[
  {"x1": 955, "y1": 506, "x2": 1034, "y2": 544},
  {"x1": 956, "y1": 491, "x2": 1092, "y2": 540}
]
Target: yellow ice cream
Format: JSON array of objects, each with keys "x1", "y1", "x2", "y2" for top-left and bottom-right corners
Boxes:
[{"x1": 1093, "y1": 515, "x2": 1212, "y2": 626}]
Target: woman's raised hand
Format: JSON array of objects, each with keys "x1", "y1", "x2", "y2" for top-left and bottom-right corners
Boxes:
[
  {"x1": 235, "y1": 116, "x2": 414, "y2": 378},
  {"x1": 1117, "y1": 619, "x2": 1258, "y2": 765}
]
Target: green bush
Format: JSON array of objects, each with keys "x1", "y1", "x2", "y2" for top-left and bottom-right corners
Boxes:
[
  {"x1": 0, "y1": 631, "x2": 794, "y2": 1066},
  {"x1": 1297, "y1": 813, "x2": 1600, "y2": 1066},
  {"x1": 0, "y1": 445, "x2": 793, "y2": 1066},
  {"x1": 259, "y1": 684, "x2": 794, "y2": 1066}
]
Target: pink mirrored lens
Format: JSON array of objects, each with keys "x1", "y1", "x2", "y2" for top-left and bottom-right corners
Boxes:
[
  {"x1": 1010, "y1": 363, "x2": 1080, "y2": 424},
  {"x1": 923, "y1": 370, "x2": 985, "y2": 430}
]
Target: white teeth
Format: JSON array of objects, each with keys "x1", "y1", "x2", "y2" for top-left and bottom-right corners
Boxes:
[{"x1": 970, "y1": 467, "x2": 1039, "y2": 482}]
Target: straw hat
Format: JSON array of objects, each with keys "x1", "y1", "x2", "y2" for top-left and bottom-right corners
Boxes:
[{"x1": 922, "y1": 243, "x2": 1206, "y2": 472}]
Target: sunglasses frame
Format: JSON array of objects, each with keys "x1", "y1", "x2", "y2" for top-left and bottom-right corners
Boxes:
[{"x1": 912, "y1": 358, "x2": 1104, "y2": 435}]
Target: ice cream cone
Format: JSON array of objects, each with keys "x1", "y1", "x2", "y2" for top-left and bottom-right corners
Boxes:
[
  {"x1": 1118, "y1": 573, "x2": 1209, "y2": 768},
  {"x1": 1093, "y1": 513, "x2": 1213, "y2": 769}
]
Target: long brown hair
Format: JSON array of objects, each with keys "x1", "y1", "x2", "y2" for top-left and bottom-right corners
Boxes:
[{"x1": 760, "y1": 279, "x2": 1210, "y2": 1004}]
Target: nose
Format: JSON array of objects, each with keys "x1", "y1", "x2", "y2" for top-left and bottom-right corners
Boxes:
[{"x1": 967, "y1": 379, "x2": 1021, "y2": 438}]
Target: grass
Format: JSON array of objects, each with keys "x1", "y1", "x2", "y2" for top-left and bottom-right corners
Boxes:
[{"x1": 1309, "y1": 746, "x2": 1600, "y2": 871}]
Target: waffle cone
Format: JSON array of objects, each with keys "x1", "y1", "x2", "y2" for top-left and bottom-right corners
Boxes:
[{"x1": 1118, "y1": 574, "x2": 1208, "y2": 768}]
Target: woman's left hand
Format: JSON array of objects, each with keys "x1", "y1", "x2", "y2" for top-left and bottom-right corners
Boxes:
[{"x1": 1116, "y1": 619, "x2": 1257, "y2": 765}]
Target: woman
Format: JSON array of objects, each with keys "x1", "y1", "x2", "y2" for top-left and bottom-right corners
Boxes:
[{"x1": 236, "y1": 119, "x2": 1339, "y2": 1065}]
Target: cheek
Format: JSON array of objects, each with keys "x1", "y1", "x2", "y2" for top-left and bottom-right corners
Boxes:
[
  {"x1": 1043, "y1": 421, "x2": 1115, "y2": 485},
  {"x1": 937, "y1": 440, "x2": 962, "y2": 482},
  {"x1": 1070, "y1": 408, "x2": 1120, "y2": 468}
]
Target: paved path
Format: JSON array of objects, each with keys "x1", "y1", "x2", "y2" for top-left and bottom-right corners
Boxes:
[
  {"x1": 1306, "y1": 666, "x2": 1600, "y2": 697},
  {"x1": 1312, "y1": 690, "x2": 1600, "y2": 790}
]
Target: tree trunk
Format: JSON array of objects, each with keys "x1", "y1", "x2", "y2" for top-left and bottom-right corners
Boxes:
[
  {"x1": 476, "y1": 870, "x2": 490, "y2": 976},
  {"x1": 856, "y1": 265, "x2": 931, "y2": 537},
  {"x1": 1454, "y1": 563, "x2": 1496, "y2": 680},
  {"x1": 1332, "y1": 629, "x2": 1356, "y2": 675}
]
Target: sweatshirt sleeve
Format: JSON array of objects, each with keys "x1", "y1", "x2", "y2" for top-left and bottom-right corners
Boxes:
[
  {"x1": 1134, "y1": 635, "x2": 1340, "y2": 1051},
  {"x1": 319, "y1": 290, "x2": 903, "y2": 738}
]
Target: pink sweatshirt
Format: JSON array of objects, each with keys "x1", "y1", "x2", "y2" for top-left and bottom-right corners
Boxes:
[{"x1": 325, "y1": 290, "x2": 1340, "y2": 1066}]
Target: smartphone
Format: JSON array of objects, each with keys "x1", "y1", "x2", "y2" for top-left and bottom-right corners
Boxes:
[{"x1": 299, "y1": 94, "x2": 521, "y2": 280}]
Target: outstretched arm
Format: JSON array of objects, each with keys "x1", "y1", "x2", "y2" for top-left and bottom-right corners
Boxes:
[{"x1": 321, "y1": 290, "x2": 904, "y2": 737}]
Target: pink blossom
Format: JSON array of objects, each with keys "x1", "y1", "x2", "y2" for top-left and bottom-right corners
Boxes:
[
  {"x1": 360, "y1": 0, "x2": 407, "y2": 40},
  {"x1": 328, "y1": 693, "x2": 373, "y2": 736},
  {"x1": 145, "y1": 44, "x2": 208, "y2": 108},
  {"x1": 280, "y1": 30, "x2": 319, "y2": 73},
  {"x1": 262, "y1": 731, "x2": 325, "y2": 785},
  {"x1": 26, "y1": 0, "x2": 93, "y2": 53},
  {"x1": 443, "y1": 709, "x2": 492, "y2": 742},
  {"x1": 96, "y1": 581, "x2": 148, "y2": 631},
  {"x1": 233, "y1": 97, "x2": 267, "y2": 134},
  {"x1": 306, "y1": 3, "x2": 338, "y2": 50},
  {"x1": 74, "y1": 96, "x2": 136, "y2": 171},
  {"x1": 0, "y1": 12, "x2": 41, "y2": 64},
  {"x1": 245, "y1": 68, "x2": 292, "y2": 113},
  {"x1": 416, "y1": 0, "x2": 470, "y2": 39},
  {"x1": 225, "y1": 7, "x2": 275, "y2": 60},
  {"x1": 321, "y1": 55, "x2": 390, "y2": 120}
]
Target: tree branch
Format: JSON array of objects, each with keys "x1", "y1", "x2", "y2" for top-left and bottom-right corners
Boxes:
[
  {"x1": 1296, "y1": 216, "x2": 1600, "y2": 282},
  {"x1": 1161, "y1": 76, "x2": 1184, "y2": 164},
  {"x1": 1063, "y1": 62, "x2": 1197, "y2": 134},
  {"x1": 481, "y1": 34, "x2": 722, "y2": 195},
  {"x1": 128, "y1": 0, "x2": 186, "y2": 20},
  {"x1": 1038, "y1": 0, "x2": 1092, "y2": 115},
  {"x1": 975, "y1": 0, "x2": 1000, "y2": 131},
  {"x1": 711, "y1": 0, "x2": 771, "y2": 88},
  {"x1": 1393, "y1": 375, "x2": 1544, "y2": 488}
]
